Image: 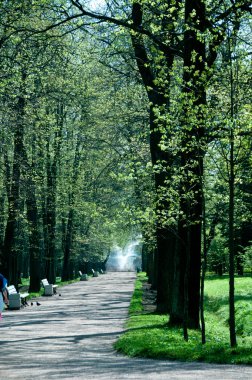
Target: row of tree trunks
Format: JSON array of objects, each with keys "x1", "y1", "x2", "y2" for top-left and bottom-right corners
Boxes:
[
  {"x1": 26, "y1": 168, "x2": 41, "y2": 293},
  {"x1": 131, "y1": 2, "x2": 177, "y2": 314},
  {"x1": 44, "y1": 102, "x2": 64, "y2": 284},
  {"x1": 131, "y1": 0, "x2": 207, "y2": 328},
  {"x1": 43, "y1": 143, "x2": 57, "y2": 285},
  {"x1": 0, "y1": 62, "x2": 66, "y2": 289},
  {"x1": 2, "y1": 75, "x2": 26, "y2": 287},
  {"x1": 61, "y1": 138, "x2": 82, "y2": 281},
  {"x1": 180, "y1": 0, "x2": 206, "y2": 329}
]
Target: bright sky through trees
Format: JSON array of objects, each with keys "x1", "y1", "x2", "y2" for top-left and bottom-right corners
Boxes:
[{"x1": 88, "y1": 0, "x2": 106, "y2": 11}]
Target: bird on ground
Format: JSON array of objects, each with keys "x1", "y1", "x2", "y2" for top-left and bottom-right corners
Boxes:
[{"x1": 36, "y1": 302, "x2": 41, "y2": 306}]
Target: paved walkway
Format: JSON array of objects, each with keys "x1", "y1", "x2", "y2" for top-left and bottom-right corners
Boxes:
[{"x1": 0, "y1": 272, "x2": 251, "y2": 379}]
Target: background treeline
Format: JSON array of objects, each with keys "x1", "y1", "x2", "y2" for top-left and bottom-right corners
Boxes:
[
  {"x1": 0, "y1": 0, "x2": 251, "y2": 346},
  {"x1": 0, "y1": 2, "x2": 152, "y2": 290}
]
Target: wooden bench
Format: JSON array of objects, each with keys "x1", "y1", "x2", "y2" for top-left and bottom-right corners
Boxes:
[
  {"x1": 7, "y1": 285, "x2": 29, "y2": 310},
  {"x1": 79, "y1": 271, "x2": 88, "y2": 281},
  {"x1": 91, "y1": 269, "x2": 99, "y2": 277},
  {"x1": 41, "y1": 279, "x2": 58, "y2": 296}
]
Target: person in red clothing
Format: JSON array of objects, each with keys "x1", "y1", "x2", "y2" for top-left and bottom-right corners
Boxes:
[{"x1": 0, "y1": 273, "x2": 9, "y2": 319}]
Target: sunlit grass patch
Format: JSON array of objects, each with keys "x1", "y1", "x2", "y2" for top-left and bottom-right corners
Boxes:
[{"x1": 115, "y1": 273, "x2": 252, "y2": 364}]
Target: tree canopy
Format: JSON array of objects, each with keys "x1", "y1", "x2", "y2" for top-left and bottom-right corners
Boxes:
[{"x1": 0, "y1": 0, "x2": 251, "y2": 347}]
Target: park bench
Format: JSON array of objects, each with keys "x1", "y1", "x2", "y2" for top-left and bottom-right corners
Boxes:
[
  {"x1": 41, "y1": 279, "x2": 58, "y2": 296},
  {"x1": 7, "y1": 285, "x2": 29, "y2": 310},
  {"x1": 91, "y1": 269, "x2": 99, "y2": 277},
  {"x1": 79, "y1": 271, "x2": 88, "y2": 281}
]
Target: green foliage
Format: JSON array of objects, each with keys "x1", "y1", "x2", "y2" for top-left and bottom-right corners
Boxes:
[
  {"x1": 0, "y1": 4, "x2": 152, "y2": 279},
  {"x1": 0, "y1": 0, "x2": 251, "y2": 342},
  {"x1": 208, "y1": 232, "x2": 228, "y2": 274},
  {"x1": 115, "y1": 274, "x2": 252, "y2": 364},
  {"x1": 243, "y1": 244, "x2": 252, "y2": 272},
  {"x1": 236, "y1": 301, "x2": 252, "y2": 336}
]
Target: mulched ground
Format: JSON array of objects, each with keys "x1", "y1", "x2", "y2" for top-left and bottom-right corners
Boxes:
[{"x1": 141, "y1": 281, "x2": 157, "y2": 313}]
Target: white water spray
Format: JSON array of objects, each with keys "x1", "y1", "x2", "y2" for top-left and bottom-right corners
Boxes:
[{"x1": 106, "y1": 240, "x2": 142, "y2": 272}]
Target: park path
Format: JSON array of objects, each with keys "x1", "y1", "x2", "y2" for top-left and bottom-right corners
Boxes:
[{"x1": 0, "y1": 272, "x2": 251, "y2": 380}]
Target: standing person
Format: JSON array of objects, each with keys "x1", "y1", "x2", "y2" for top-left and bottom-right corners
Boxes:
[{"x1": 0, "y1": 273, "x2": 8, "y2": 319}]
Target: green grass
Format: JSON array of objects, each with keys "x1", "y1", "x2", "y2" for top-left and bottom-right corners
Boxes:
[{"x1": 115, "y1": 273, "x2": 252, "y2": 365}]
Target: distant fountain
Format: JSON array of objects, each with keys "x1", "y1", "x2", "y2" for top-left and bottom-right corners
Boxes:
[{"x1": 106, "y1": 240, "x2": 142, "y2": 272}]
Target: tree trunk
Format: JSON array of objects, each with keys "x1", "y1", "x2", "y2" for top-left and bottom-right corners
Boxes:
[
  {"x1": 44, "y1": 102, "x2": 64, "y2": 284},
  {"x1": 61, "y1": 209, "x2": 74, "y2": 281},
  {"x1": 229, "y1": 123, "x2": 236, "y2": 347},
  {"x1": 170, "y1": 0, "x2": 206, "y2": 329},
  {"x1": 149, "y1": 103, "x2": 177, "y2": 312},
  {"x1": 2, "y1": 88, "x2": 26, "y2": 287},
  {"x1": 228, "y1": 37, "x2": 237, "y2": 347},
  {"x1": 141, "y1": 242, "x2": 148, "y2": 273},
  {"x1": 201, "y1": 190, "x2": 207, "y2": 344},
  {"x1": 61, "y1": 136, "x2": 81, "y2": 281},
  {"x1": 44, "y1": 154, "x2": 57, "y2": 284},
  {"x1": 131, "y1": 3, "x2": 176, "y2": 313},
  {"x1": 26, "y1": 167, "x2": 41, "y2": 292}
]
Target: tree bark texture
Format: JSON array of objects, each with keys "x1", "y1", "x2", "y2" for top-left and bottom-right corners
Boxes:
[
  {"x1": 170, "y1": 0, "x2": 206, "y2": 328},
  {"x1": 44, "y1": 102, "x2": 64, "y2": 284},
  {"x1": 131, "y1": 2, "x2": 176, "y2": 313},
  {"x1": 61, "y1": 135, "x2": 81, "y2": 281},
  {"x1": 2, "y1": 88, "x2": 26, "y2": 287},
  {"x1": 26, "y1": 165, "x2": 41, "y2": 293}
]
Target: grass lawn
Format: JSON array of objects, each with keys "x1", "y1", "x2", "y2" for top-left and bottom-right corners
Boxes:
[{"x1": 115, "y1": 273, "x2": 252, "y2": 365}]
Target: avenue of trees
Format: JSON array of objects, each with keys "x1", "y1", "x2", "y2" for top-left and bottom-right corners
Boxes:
[{"x1": 0, "y1": 1, "x2": 251, "y2": 347}]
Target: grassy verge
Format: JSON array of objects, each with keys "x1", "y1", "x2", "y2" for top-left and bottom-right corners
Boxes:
[{"x1": 115, "y1": 273, "x2": 252, "y2": 365}]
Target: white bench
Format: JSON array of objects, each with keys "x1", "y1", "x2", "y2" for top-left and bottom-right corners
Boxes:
[
  {"x1": 41, "y1": 279, "x2": 58, "y2": 296},
  {"x1": 79, "y1": 271, "x2": 88, "y2": 281},
  {"x1": 91, "y1": 269, "x2": 99, "y2": 277},
  {"x1": 7, "y1": 285, "x2": 29, "y2": 310}
]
